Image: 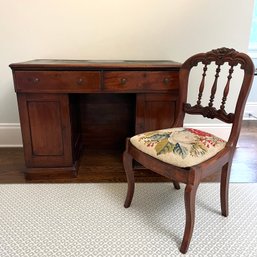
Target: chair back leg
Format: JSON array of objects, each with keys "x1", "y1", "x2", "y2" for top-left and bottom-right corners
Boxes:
[
  {"x1": 220, "y1": 161, "x2": 232, "y2": 217},
  {"x1": 172, "y1": 181, "x2": 181, "y2": 190},
  {"x1": 123, "y1": 150, "x2": 135, "y2": 208}
]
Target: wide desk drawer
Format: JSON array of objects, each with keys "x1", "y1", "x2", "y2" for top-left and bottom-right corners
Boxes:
[
  {"x1": 103, "y1": 71, "x2": 179, "y2": 92},
  {"x1": 14, "y1": 71, "x2": 101, "y2": 92}
]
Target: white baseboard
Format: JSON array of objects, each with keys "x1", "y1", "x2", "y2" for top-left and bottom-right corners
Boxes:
[
  {"x1": 0, "y1": 122, "x2": 231, "y2": 147},
  {"x1": 244, "y1": 102, "x2": 257, "y2": 120},
  {"x1": 0, "y1": 123, "x2": 22, "y2": 147}
]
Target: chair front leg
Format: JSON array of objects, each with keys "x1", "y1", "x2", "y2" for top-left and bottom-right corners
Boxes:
[
  {"x1": 180, "y1": 183, "x2": 199, "y2": 254},
  {"x1": 220, "y1": 161, "x2": 232, "y2": 217},
  {"x1": 123, "y1": 150, "x2": 135, "y2": 208}
]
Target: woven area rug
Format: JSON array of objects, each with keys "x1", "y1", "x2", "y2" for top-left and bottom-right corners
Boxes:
[{"x1": 0, "y1": 183, "x2": 257, "y2": 257}]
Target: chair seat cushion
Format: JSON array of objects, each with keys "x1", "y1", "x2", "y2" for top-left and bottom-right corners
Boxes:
[{"x1": 130, "y1": 128, "x2": 227, "y2": 168}]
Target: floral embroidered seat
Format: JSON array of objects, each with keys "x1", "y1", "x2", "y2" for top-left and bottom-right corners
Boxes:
[{"x1": 130, "y1": 128, "x2": 226, "y2": 168}]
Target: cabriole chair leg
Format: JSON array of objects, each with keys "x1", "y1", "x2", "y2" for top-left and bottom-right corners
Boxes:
[{"x1": 180, "y1": 184, "x2": 199, "y2": 254}]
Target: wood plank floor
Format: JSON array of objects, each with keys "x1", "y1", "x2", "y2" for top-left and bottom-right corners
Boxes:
[
  {"x1": 0, "y1": 121, "x2": 256, "y2": 183},
  {"x1": 230, "y1": 120, "x2": 257, "y2": 182}
]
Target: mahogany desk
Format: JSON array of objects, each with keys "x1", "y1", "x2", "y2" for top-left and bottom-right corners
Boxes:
[{"x1": 10, "y1": 60, "x2": 181, "y2": 180}]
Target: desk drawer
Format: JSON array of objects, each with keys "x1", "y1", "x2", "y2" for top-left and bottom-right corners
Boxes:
[
  {"x1": 14, "y1": 71, "x2": 101, "y2": 93},
  {"x1": 103, "y1": 71, "x2": 178, "y2": 92}
]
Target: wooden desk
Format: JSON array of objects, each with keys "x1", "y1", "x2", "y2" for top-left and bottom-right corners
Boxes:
[{"x1": 10, "y1": 60, "x2": 180, "y2": 180}]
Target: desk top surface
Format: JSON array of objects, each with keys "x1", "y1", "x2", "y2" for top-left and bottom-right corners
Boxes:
[{"x1": 10, "y1": 59, "x2": 181, "y2": 71}]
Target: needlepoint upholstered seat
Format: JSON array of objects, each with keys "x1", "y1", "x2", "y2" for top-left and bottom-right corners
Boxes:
[
  {"x1": 130, "y1": 127, "x2": 226, "y2": 168},
  {"x1": 123, "y1": 48, "x2": 255, "y2": 254}
]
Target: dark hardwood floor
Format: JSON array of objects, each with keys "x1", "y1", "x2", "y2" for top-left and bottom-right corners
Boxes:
[
  {"x1": 0, "y1": 121, "x2": 256, "y2": 183},
  {"x1": 230, "y1": 120, "x2": 257, "y2": 182}
]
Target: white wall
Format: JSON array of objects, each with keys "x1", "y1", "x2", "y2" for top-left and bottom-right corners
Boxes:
[{"x1": 0, "y1": 0, "x2": 254, "y2": 145}]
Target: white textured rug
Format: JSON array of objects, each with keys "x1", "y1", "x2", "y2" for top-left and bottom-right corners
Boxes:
[{"x1": 0, "y1": 183, "x2": 257, "y2": 257}]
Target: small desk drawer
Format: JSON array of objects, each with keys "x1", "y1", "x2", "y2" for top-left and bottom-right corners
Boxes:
[
  {"x1": 14, "y1": 71, "x2": 101, "y2": 93},
  {"x1": 103, "y1": 71, "x2": 179, "y2": 92}
]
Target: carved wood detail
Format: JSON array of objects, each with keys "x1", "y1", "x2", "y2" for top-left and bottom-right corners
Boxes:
[
  {"x1": 183, "y1": 103, "x2": 234, "y2": 123},
  {"x1": 181, "y1": 47, "x2": 254, "y2": 123},
  {"x1": 183, "y1": 47, "x2": 254, "y2": 74}
]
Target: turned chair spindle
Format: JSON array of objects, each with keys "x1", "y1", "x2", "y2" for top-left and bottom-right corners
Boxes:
[
  {"x1": 208, "y1": 65, "x2": 221, "y2": 107},
  {"x1": 220, "y1": 65, "x2": 234, "y2": 111},
  {"x1": 196, "y1": 64, "x2": 208, "y2": 106}
]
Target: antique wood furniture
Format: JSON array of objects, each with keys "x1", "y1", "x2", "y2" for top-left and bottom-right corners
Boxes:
[
  {"x1": 123, "y1": 48, "x2": 255, "y2": 253},
  {"x1": 10, "y1": 60, "x2": 180, "y2": 180}
]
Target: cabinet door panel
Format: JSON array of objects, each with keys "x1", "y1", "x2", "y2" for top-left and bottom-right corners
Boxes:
[
  {"x1": 28, "y1": 101, "x2": 64, "y2": 156},
  {"x1": 136, "y1": 93, "x2": 177, "y2": 134},
  {"x1": 17, "y1": 93, "x2": 72, "y2": 167}
]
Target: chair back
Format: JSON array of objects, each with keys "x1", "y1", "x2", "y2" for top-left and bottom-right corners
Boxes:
[{"x1": 177, "y1": 47, "x2": 255, "y2": 146}]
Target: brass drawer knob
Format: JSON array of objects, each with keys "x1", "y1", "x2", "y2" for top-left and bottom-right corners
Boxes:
[
  {"x1": 33, "y1": 77, "x2": 40, "y2": 83},
  {"x1": 163, "y1": 77, "x2": 170, "y2": 84},
  {"x1": 77, "y1": 78, "x2": 84, "y2": 85},
  {"x1": 120, "y1": 78, "x2": 127, "y2": 85}
]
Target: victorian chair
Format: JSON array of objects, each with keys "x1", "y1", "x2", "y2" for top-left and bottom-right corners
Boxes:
[{"x1": 123, "y1": 48, "x2": 255, "y2": 254}]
